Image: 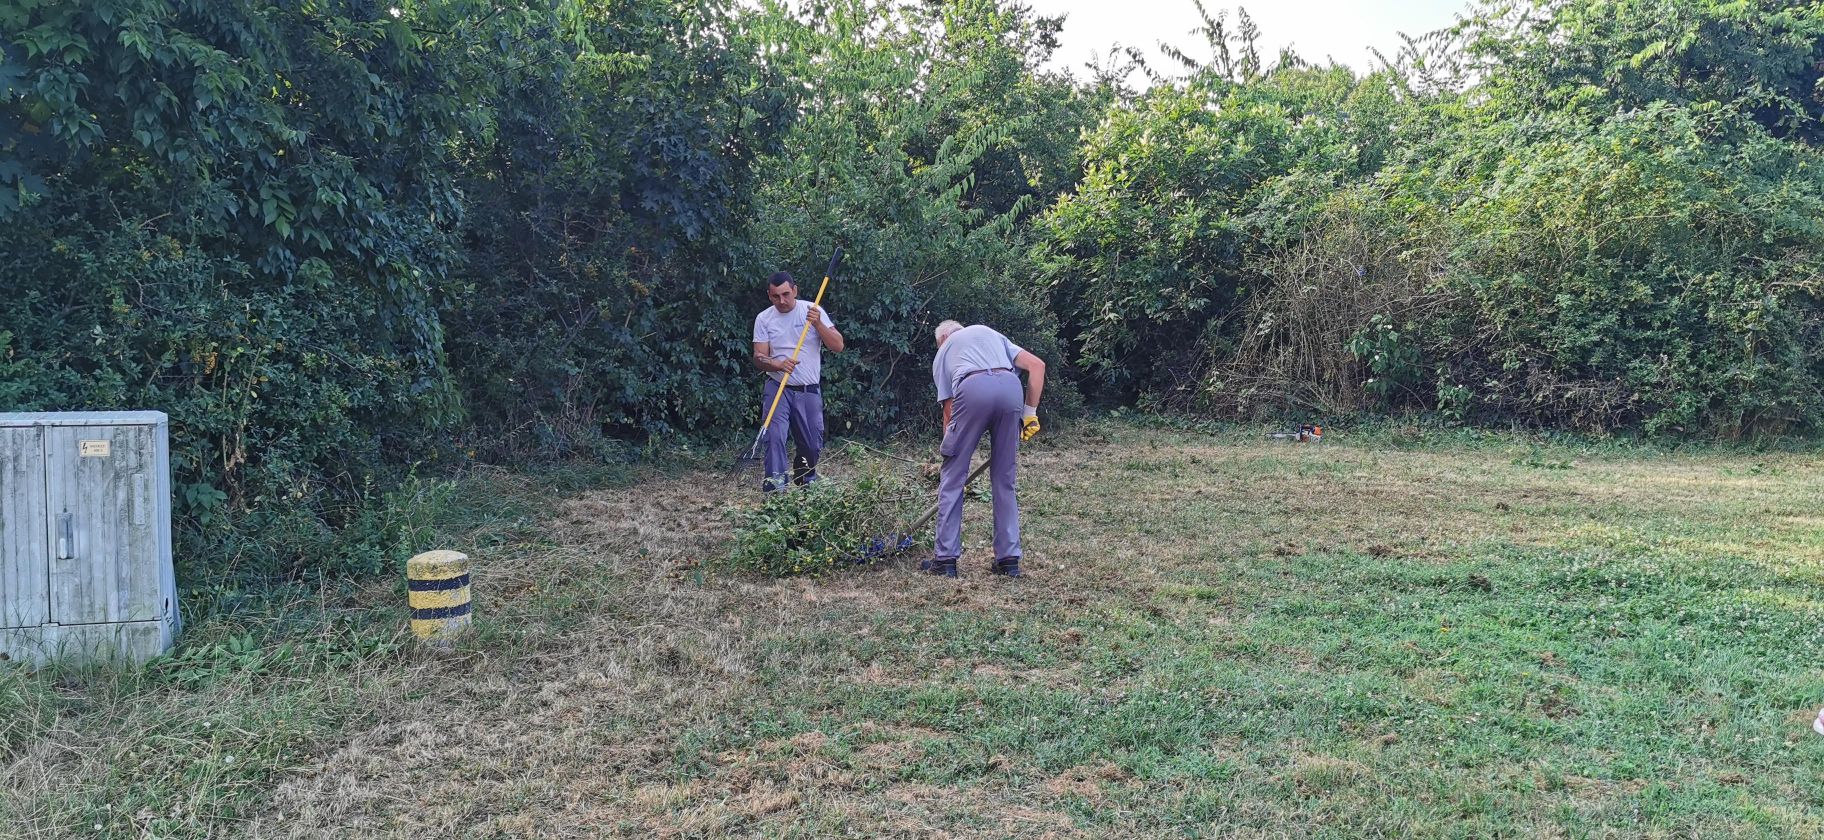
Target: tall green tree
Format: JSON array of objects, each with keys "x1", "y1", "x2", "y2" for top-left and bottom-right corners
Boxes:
[
  {"x1": 743, "y1": 0, "x2": 1086, "y2": 428},
  {"x1": 1034, "y1": 62, "x2": 1400, "y2": 402},
  {"x1": 0, "y1": 0, "x2": 527, "y2": 575},
  {"x1": 1469, "y1": 0, "x2": 1824, "y2": 142},
  {"x1": 444, "y1": 0, "x2": 795, "y2": 452}
]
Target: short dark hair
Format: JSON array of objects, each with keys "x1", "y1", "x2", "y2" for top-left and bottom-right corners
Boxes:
[{"x1": 768, "y1": 271, "x2": 795, "y2": 288}]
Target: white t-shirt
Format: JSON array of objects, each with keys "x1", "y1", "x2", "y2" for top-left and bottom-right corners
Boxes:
[
  {"x1": 932, "y1": 325, "x2": 1023, "y2": 402},
  {"x1": 753, "y1": 301, "x2": 835, "y2": 386}
]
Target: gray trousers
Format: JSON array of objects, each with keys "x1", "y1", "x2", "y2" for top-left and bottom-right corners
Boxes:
[
  {"x1": 936, "y1": 369, "x2": 1023, "y2": 561},
  {"x1": 761, "y1": 379, "x2": 823, "y2": 492}
]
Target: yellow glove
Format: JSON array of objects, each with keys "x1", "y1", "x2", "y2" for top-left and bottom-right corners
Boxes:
[{"x1": 1021, "y1": 406, "x2": 1040, "y2": 442}]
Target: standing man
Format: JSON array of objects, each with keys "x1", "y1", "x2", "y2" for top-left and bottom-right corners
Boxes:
[
  {"x1": 752, "y1": 270, "x2": 844, "y2": 492},
  {"x1": 925, "y1": 320, "x2": 1044, "y2": 578}
]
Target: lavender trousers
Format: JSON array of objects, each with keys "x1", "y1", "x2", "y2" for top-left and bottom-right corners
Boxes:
[
  {"x1": 761, "y1": 379, "x2": 823, "y2": 492},
  {"x1": 935, "y1": 369, "x2": 1023, "y2": 561}
]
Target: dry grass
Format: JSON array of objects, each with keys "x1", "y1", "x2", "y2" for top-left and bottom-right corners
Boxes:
[
  {"x1": 9, "y1": 423, "x2": 1823, "y2": 838},
  {"x1": 0, "y1": 592, "x2": 425, "y2": 837},
  {"x1": 232, "y1": 424, "x2": 1824, "y2": 837},
  {"x1": 246, "y1": 461, "x2": 1092, "y2": 837}
]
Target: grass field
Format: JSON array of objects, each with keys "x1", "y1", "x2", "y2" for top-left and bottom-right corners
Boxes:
[{"x1": 5, "y1": 422, "x2": 1824, "y2": 837}]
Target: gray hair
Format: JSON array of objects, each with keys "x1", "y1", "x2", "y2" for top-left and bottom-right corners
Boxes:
[{"x1": 934, "y1": 320, "x2": 964, "y2": 344}]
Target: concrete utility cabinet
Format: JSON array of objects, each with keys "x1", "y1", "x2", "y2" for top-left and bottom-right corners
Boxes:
[{"x1": 0, "y1": 412, "x2": 179, "y2": 665}]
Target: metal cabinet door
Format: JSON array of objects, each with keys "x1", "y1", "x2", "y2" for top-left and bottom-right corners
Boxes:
[
  {"x1": 45, "y1": 425, "x2": 162, "y2": 624},
  {"x1": 0, "y1": 426, "x2": 49, "y2": 630}
]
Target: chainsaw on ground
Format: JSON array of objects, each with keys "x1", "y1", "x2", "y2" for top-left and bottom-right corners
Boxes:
[{"x1": 1266, "y1": 423, "x2": 1324, "y2": 443}]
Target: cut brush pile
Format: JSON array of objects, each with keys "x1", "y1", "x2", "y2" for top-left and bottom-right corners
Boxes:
[{"x1": 726, "y1": 464, "x2": 924, "y2": 576}]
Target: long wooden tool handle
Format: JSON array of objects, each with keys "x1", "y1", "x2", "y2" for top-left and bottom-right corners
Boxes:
[
  {"x1": 910, "y1": 459, "x2": 993, "y2": 533},
  {"x1": 757, "y1": 247, "x2": 843, "y2": 436}
]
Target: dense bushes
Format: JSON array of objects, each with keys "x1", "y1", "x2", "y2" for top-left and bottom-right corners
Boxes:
[
  {"x1": 1034, "y1": 65, "x2": 1402, "y2": 403},
  {"x1": 444, "y1": 0, "x2": 794, "y2": 455},
  {"x1": 1, "y1": 0, "x2": 1079, "y2": 580},
  {"x1": 0, "y1": 0, "x2": 489, "y2": 577},
  {"x1": 1035, "y1": 0, "x2": 1824, "y2": 436},
  {"x1": 739, "y1": 0, "x2": 1091, "y2": 432},
  {"x1": 4, "y1": 0, "x2": 1823, "y2": 583},
  {"x1": 1438, "y1": 106, "x2": 1824, "y2": 434}
]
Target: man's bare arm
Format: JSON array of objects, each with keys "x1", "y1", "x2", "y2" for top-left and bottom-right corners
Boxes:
[
  {"x1": 1013, "y1": 350, "x2": 1045, "y2": 408},
  {"x1": 753, "y1": 341, "x2": 796, "y2": 374},
  {"x1": 807, "y1": 304, "x2": 844, "y2": 352}
]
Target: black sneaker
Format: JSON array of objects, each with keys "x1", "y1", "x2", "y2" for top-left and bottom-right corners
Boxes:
[
  {"x1": 990, "y1": 557, "x2": 1022, "y2": 577},
  {"x1": 920, "y1": 558, "x2": 958, "y2": 578}
]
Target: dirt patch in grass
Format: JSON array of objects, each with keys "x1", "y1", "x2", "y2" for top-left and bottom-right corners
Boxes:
[{"x1": 1043, "y1": 761, "x2": 1128, "y2": 802}]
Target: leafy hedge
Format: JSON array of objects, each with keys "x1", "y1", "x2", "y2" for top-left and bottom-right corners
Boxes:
[
  {"x1": 1034, "y1": 0, "x2": 1824, "y2": 436},
  {"x1": 2, "y1": 0, "x2": 481, "y2": 578},
  {"x1": 5, "y1": 0, "x2": 1823, "y2": 585},
  {"x1": 1, "y1": 0, "x2": 1082, "y2": 580}
]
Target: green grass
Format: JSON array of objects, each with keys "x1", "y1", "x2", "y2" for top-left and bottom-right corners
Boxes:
[
  {"x1": 554, "y1": 422, "x2": 1823, "y2": 836},
  {"x1": 6, "y1": 422, "x2": 1823, "y2": 837},
  {"x1": 0, "y1": 464, "x2": 631, "y2": 839}
]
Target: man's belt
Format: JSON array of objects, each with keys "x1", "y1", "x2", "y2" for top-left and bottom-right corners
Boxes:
[
  {"x1": 781, "y1": 382, "x2": 820, "y2": 394},
  {"x1": 959, "y1": 367, "x2": 1013, "y2": 383}
]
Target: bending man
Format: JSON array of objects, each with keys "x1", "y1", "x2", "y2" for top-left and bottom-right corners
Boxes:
[
  {"x1": 752, "y1": 270, "x2": 844, "y2": 492},
  {"x1": 925, "y1": 320, "x2": 1045, "y2": 577}
]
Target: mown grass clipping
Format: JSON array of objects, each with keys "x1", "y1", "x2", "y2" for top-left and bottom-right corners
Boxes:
[{"x1": 728, "y1": 466, "x2": 924, "y2": 576}]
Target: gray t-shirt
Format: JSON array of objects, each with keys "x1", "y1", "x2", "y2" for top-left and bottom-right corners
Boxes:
[
  {"x1": 753, "y1": 301, "x2": 835, "y2": 386},
  {"x1": 932, "y1": 325, "x2": 1023, "y2": 402}
]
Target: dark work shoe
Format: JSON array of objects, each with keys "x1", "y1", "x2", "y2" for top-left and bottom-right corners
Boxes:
[
  {"x1": 920, "y1": 558, "x2": 959, "y2": 578},
  {"x1": 990, "y1": 557, "x2": 1022, "y2": 577}
]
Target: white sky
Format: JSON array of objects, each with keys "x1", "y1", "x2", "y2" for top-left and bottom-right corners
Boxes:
[{"x1": 1030, "y1": 0, "x2": 1475, "y2": 78}]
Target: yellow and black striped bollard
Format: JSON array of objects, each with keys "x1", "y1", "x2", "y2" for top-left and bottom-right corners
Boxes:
[{"x1": 407, "y1": 550, "x2": 472, "y2": 646}]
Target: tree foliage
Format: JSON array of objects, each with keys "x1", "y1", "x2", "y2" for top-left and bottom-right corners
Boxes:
[
  {"x1": 740, "y1": 0, "x2": 1088, "y2": 431},
  {"x1": 1035, "y1": 62, "x2": 1401, "y2": 402},
  {"x1": 1, "y1": 0, "x2": 503, "y2": 576},
  {"x1": 444, "y1": 0, "x2": 794, "y2": 453},
  {"x1": 1034, "y1": 0, "x2": 1824, "y2": 436},
  {"x1": 3, "y1": 0, "x2": 1822, "y2": 582}
]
